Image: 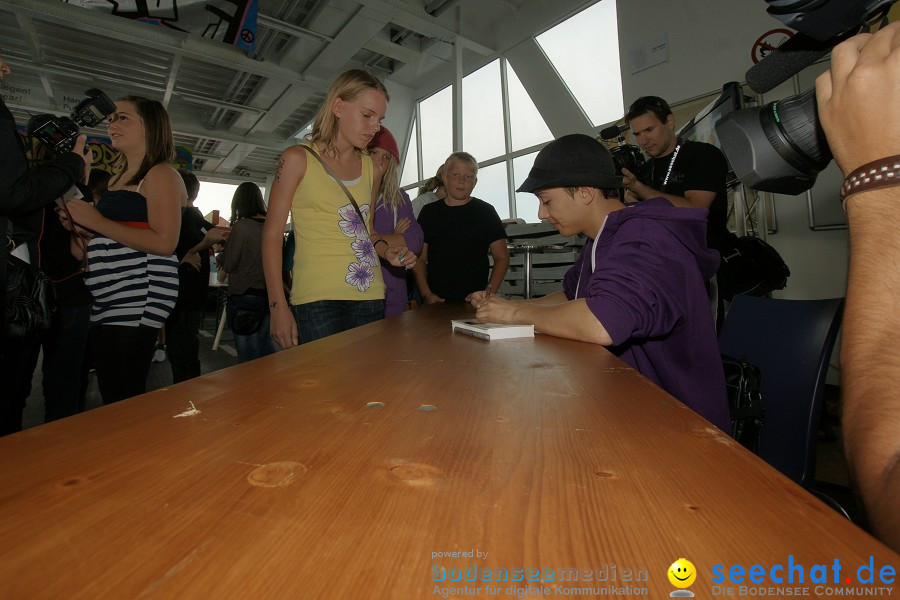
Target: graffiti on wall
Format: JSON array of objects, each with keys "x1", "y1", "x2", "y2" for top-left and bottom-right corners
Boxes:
[{"x1": 63, "y1": 0, "x2": 258, "y2": 53}]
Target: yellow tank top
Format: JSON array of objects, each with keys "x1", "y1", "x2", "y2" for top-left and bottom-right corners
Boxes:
[{"x1": 290, "y1": 145, "x2": 385, "y2": 305}]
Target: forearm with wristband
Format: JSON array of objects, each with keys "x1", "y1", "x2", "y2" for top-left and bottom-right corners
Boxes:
[{"x1": 841, "y1": 155, "x2": 900, "y2": 210}]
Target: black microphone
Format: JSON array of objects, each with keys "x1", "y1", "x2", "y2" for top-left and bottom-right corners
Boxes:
[
  {"x1": 600, "y1": 123, "x2": 629, "y2": 140},
  {"x1": 745, "y1": 31, "x2": 855, "y2": 94}
]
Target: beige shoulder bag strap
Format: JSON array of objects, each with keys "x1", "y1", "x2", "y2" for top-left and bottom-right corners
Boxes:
[{"x1": 302, "y1": 145, "x2": 370, "y2": 236}]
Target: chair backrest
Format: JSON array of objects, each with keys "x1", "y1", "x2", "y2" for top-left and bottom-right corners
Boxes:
[{"x1": 718, "y1": 295, "x2": 844, "y2": 485}]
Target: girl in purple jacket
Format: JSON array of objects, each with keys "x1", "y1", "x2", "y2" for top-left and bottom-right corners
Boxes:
[{"x1": 367, "y1": 127, "x2": 423, "y2": 317}]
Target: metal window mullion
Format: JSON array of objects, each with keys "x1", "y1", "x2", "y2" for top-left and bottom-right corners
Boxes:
[{"x1": 501, "y1": 57, "x2": 516, "y2": 219}]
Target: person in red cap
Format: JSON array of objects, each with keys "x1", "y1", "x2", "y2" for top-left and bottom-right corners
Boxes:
[{"x1": 368, "y1": 127, "x2": 423, "y2": 317}]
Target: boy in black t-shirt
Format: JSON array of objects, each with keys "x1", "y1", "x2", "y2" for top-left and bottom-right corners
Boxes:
[{"x1": 415, "y1": 152, "x2": 509, "y2": 303}]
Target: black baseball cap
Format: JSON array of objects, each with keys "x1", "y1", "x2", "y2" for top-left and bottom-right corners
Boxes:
[{"x1": 517, "y1": 134, "x2": 623, "y2": 193}]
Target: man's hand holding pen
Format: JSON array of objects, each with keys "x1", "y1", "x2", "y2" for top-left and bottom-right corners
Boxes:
[{"x1": 466, "y1": 287, "x2": 519, "y2": 323}]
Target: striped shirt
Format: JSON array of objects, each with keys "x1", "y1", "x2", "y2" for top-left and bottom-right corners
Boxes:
[{"x1": 84, "y1": 188, "x2": 179, "y2": 327}]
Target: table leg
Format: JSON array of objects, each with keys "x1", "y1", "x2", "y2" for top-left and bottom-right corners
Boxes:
[{"x1": 212, "y1": 305, "x2": 227, "y2": 351}]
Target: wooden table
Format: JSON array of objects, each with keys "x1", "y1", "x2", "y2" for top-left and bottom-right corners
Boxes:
[{"x1": 0, "y1": 305, "x2": 896, "y2": 599}]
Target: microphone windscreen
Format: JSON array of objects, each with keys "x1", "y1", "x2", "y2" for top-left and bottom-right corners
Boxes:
[
  {"x1": 600, "y1": 124, "x2": 627, "y2": 139},
  {"x1": 745, "y1": 32, "x2": 846, "y2": 94}
]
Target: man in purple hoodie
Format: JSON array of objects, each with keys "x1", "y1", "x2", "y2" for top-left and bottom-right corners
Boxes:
[{"x1": 468, "y1": 134, "x2": 729, "y2": 431}]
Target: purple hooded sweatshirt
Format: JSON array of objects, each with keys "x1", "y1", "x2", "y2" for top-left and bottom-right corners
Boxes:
[
  {"x1": 563, "y1": 197, "x2": 730, "y2": 432},
  {"x1": 373, "y1": 189, "x2": 424, "y2": 318}
]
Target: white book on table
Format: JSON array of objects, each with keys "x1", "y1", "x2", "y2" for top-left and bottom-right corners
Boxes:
[{"x1": 450, "y1": 319, "x2": 535, "y2": 341}]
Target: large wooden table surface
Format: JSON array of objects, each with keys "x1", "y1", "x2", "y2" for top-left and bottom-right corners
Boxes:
[{"x1": 0, "y1": 305, "x2": 896, "y2": 599}]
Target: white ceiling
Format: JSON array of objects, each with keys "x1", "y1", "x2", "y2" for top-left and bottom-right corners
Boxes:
[{"x1": 0, "y1": 0, "x2": 590, "y2": 182}]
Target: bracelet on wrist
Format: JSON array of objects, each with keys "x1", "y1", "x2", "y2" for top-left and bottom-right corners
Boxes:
[
  {"x1": 372, "y1": 238, "x2": 387, "y2": 249},
  {"x1": 841, "y1": 155, "x2": 900, "y2": 210}
]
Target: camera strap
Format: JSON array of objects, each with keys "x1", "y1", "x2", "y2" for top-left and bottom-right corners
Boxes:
[
  {"x1": 51, "y1": 200, "x2": 89, "y2": 282},
  {"x1": 661, "y1": 144, "x2": 682, "y2": 190}
]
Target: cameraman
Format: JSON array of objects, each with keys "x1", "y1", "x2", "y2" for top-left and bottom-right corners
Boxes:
[
  {"x1": 1, "y1": 54, "x2": 91, "y2": 435},
  {"x1": 620, "y1": 96, "x2": 731, "y2": 325},
  {"x1": 817, "y1": 21, "x2": 900, "y2": 553}
]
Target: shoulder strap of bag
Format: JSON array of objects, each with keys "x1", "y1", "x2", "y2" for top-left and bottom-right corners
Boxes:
[{"x1": 302, "y1": 145, "x2": 370, "y2": 237}]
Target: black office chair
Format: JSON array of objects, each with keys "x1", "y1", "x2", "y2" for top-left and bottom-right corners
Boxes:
[{"x1": 718, "y1": 295, "x2": 844, "y2": 487}]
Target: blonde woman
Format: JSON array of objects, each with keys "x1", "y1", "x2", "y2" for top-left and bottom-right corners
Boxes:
[
  {"x1": 262, "y1": 69, "x2": 415, "y2": 348},
  {"x1": 367, "y1": 127, "x2": 423, "y2": 317}
]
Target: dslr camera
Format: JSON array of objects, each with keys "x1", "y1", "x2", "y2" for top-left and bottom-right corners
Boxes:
[
  {"x1": 715, "y1": 0, "x2": 896, "y2": 195},
  {"x1": 598, "y1": 124, "x2": 650, "y2": 182},
  {"x1": 30, "y1": 88, "x2": 116, "y2": 154}
]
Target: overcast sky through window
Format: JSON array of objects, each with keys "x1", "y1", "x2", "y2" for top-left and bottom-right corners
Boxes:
[{"x1": 400, "y1": 0, "x2": 622, "y2": 221}]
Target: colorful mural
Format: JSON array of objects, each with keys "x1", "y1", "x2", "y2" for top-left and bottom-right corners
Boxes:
[{"x1": 63, "y1": 0, "x2": 258, "y2": 53}]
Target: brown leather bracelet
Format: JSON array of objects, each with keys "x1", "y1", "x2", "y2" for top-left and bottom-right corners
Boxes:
[{"x1": 840, "y1": 155, "x2": 900, "y2": 209}]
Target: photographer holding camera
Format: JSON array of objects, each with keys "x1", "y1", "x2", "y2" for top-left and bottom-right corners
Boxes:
[
  {"x1": 1, "y1": 53, "x2": 92, "y2": 435},
  {"x1": 620, "y1": 96, "x2": 731, "y2": 325},
  {"x1": 816, "y1": 21, "x2": 900, "y2": 553}
]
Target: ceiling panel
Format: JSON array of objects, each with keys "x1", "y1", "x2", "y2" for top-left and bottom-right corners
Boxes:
[{"x1": 1, "y1": 0, "x2": 587, "y2": 181}]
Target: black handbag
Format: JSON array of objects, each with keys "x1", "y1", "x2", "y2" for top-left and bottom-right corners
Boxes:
[
  {"x1": 231, "y1": 306, "x2": 265, "y2": 335},
  {"x1": 718, "y1": 234, "x2": 790, "y2": 300},
  {"x1": 5, "y1": 254, "x2": 55, "y2": 339}
]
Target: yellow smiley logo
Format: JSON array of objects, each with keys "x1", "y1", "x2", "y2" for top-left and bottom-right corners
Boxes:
[{"x1": 668, "y1": 558, "x2": 697, "y2": 588}]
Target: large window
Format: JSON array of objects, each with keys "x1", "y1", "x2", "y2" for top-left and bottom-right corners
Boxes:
[
  {"x1": 536, "y1": 0, "x2": 623, "y2": 127},
  {"x1": 462, "y1": 61, "x2": 505, "y2": 162},
  {"x1": 507, "y1": 63, "x2": 553, "y2": 152},
  {"x1": 400, "y1": 0, "x2": 622, "y2": 222},
  {"x1": 512, "y1": 152, "x2": 540, "y2": 223},
  {"x1": 400, "y1": 117, "x2": 419, "y2": 188},
  {"x1": 418, "y1": 86, "x2": 453, "y2": 185},
  {"x1": 474, "y1": 162, "x2": 510, "y2": 220}
]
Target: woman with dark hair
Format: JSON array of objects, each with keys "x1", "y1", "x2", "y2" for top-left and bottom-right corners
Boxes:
[
  {"x1": 61, "y1": 96, "x2": 183, "y2": 403},
  {"x1": 217, "y1": 182, "x2": 275, "y2": 362}
]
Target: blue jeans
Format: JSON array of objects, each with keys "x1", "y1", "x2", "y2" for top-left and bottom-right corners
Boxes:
[
  {"x1": 292, "y1": 299, "x2": 385, "y2": 345},
  {"x1": 226, "y1": 294, "x2": 276, "y2": 363}
]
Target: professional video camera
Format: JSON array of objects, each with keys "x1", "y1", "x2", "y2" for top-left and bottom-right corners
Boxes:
[
  {"x1": 598, "y1": 123, "x2": 650, "y2": 182},
  {"x1": 715, "y1": 0, "x2": 896, "y2": 195},
  {"x1": 30, "y1": 88, "x2": 116, "y2": 154}
]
